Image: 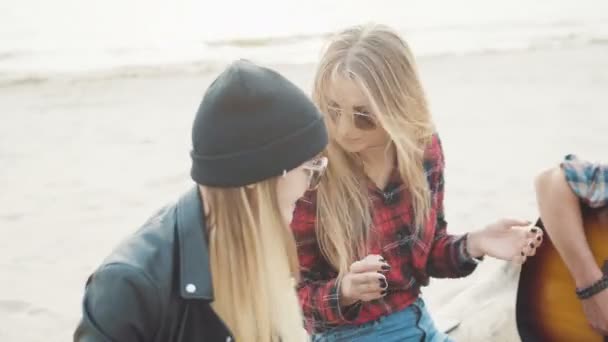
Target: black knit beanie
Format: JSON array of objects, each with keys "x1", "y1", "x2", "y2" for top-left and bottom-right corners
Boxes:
[{"x1": 190, "y1": 60, "x2": 328, "y2": 187}]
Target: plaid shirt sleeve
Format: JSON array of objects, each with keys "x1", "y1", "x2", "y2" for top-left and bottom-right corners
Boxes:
[
  {"x1": 291, "y1": 193, "x2": 360, "y2": 333},
  {"x1": 425, "y1": 135, "x2": 479, "y2": 278},
  {"x1": 561, "y1": 154, "x2": 608, "y2": 209}
]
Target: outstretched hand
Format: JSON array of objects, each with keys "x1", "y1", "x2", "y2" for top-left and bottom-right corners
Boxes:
[{"x1": 467, "y1": 218, "x2": 543, "y2": 264}]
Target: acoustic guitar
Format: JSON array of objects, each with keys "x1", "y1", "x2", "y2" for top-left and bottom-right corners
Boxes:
[{"x1": 516, "y1": 206, "x2": 608, "y2": 342}]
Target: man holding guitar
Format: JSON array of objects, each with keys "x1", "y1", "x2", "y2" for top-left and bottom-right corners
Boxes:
[{"x1": 534, "y1": 154, "x2": 608, "y2": 336}]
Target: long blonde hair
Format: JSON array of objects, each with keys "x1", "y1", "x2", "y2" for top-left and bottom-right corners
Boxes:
[
  {"x1": 204, "y1": 179, "x2": 308, "y2": 342},
  {"x1": 313, "y1": 24, "x2": 436, "y2": 274}
]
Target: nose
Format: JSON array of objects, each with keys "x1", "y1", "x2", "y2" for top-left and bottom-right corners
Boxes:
[{"x1": 336, "y1": 113, "x2": 356, "y2": 138}]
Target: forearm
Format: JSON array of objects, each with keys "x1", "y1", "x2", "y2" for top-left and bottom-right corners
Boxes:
[{"x1": 536, "y1": 168, "x2": 603, "y2": 288}]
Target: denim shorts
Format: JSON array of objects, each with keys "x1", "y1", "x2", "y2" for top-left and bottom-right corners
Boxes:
[{"x1": 312, "y1": 298, "x2": 455, "y2": 342}]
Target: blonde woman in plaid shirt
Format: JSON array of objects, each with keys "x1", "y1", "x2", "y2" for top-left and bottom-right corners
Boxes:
[
  {"x1": 291, "y1": 24, "x2": 545, "y2": 342},
  {"x1": 535, "y1": 154, "x2": 608, "y2": 335}
]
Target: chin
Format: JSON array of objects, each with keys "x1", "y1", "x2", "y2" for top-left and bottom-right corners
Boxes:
[{"x1": 338, "y1": 141, "x2": 367, "y2": 153}]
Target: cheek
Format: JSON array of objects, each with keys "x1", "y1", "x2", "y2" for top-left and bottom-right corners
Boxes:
[
  {"x1": 334, "y1": 138, "x2": 361, "y2": 153},
  {"x1": 292, "y1": 172, "x2": 309, "y2": 199},
  {"x1": 368, "y1": 130, "x2": 390, "y2": 144},
  {"x1": 276, "y1": 171, "x2": 308, "y2": 204},
  {"x1": 276, "y1": 172, "x2": 308, "y2": 224},
  {"x1": 334, "y1": 131, "x2": 386, "y2": 152},
  {"x1": 358, "y1": 128, "x2": 389, "y2": 145}
]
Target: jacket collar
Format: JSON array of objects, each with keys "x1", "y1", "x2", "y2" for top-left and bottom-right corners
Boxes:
[{"x1": 176, "y1": 185, "x2": 214, "y2": 301}]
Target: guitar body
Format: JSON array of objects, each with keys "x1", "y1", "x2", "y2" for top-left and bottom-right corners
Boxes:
[{"x1": 516, "y1": 207, "x2": 608, "y2": 342}]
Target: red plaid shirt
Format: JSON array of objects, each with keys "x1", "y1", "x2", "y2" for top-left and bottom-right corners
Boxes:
[{"x1": 291, "y1": 134, "x2": 479, "y2": 334}]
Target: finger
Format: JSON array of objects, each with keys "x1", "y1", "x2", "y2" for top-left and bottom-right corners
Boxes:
[
  {"x1": 354, "y1": 279, "x2": 386, "y2": 295},
  {"x1": 362, "y1": 254, "x2": 385, "y2": 263},
  {"x1": 501, "y1": 218, "x2": 532, "y2": 228},
  {"x1": 350, "y1": 272, "x2": 386, "y2": 289},
  {"x1": 527, "y1": 243, "x2": 537, "y2": 256},
  {"x1": 515, "y1": 225, "x2": 542, "y2": 251},
  {"x1": 524, "y1": 233, "x2": 543, "y2": 249},
  {"x1": 522, "y1": 240, "x2": 536, "y2": 257},
  {"x1": 352, "y1": 274, "x2": 387, "y2": 297},
  {"x1": 354, "y1": 272, "x2": 387, "y2": 301},
  {"x1": 525, "y1": 226, "x2": 544, "y2": 243},
  {"x1": 593, "y1": 321, "x2": 608, "y2": 335},
  {"x1": 359, "y1": 290, "x2": 386, "y2": 302},
  {"x1": 525, "y1": 225, "x2": 543, "y2": 237},
  {"x1": 513, "y1": 252, "x2": 527, "y2": 265},
  {"x1": 350, "y1": 259, "x2": 389, "y2": 273},
  {"x1": 589, "y1": 323, "x2": 608, "y2": 336},
  {"x1": 350, "y1": 256, "x2": 390, "y2": 274},
  {"x1": 349, "y1": 260, "x2": 363, "y2": 273},
  {"x1": 532, "y1": 234, "x2": 543, "y2": 248},
  {"x1": 514, "y1": 239, "x2": 531, "y2": 262},
  {"x1": 527, "y1": 239, "x2": 537, "y2": 256}
]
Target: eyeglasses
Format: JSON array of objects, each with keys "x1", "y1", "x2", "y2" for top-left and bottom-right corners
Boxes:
[
  {"x1": 302, "y1": 156, "x2": 328, "y2": 190},
  {"x1": 327, "y1": 106, "x2": 377, "y2": 131}
]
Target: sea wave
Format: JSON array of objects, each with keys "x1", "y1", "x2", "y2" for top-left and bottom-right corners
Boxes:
[{"x1": 1, "y1": 21, "x2": 606, "y2": 87}]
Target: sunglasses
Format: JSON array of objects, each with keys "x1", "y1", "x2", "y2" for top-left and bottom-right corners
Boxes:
[
  {"x1": 327, "y1": 105, "x2": 377, "y2": 131},
  {"x1": 302, "y1": 156, "x2": 328, "y2": 190}
]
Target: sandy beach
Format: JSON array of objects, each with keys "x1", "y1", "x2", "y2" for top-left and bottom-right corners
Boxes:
[{"x1": 0, "y1": 44, "x2": 606, "y2": 342}]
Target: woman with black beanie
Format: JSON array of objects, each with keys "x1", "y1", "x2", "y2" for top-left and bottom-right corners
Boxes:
[{"x1": 74, "y1": 59, "x2": 328, "y2": 342}]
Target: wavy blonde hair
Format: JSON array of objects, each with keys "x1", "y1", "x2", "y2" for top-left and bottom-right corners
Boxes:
[
  {"x1": 204, "y1": 179, "x2": 308, "y2": 342},
  {"x1": 313, "y1": 24, "x2": 436, "y2": 274}
]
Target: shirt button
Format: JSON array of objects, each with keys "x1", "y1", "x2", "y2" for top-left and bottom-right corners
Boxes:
[{"x1": 185, "y1": 283, "x2": 196, "y2": 293}]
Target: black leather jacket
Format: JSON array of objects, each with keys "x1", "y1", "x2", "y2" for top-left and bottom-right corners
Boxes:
[{"x1": 74, "y1": 186, "x2": 234, "y2": 342}]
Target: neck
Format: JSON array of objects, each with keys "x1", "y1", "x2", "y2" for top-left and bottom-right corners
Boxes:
[
  {"x1": 359, "y1": 143, "x2": 395, "y2": 188},
  {"x1": 360, "y1": 143, "x2": 394, "y2": 168}
]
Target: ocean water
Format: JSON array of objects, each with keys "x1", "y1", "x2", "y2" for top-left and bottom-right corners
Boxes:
[{"x1": 1, "y1": 0, "x2": 608, "y2": 82}]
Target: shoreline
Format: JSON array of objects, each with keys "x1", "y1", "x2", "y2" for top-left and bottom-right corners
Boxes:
[{"x1": 2, "y1": 42, "x2": 606, "y2": 88}]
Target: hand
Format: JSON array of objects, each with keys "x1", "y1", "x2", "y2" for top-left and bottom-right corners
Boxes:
[
  {"x1": 467, "y1": 218, "x2": 543, "y2": 264},
  {"x1": 339, "y1": 255, "x2": 390, "y2": 307},
  {"x1": 581, "y1": 278, "x2": 608, "y2": 335}
]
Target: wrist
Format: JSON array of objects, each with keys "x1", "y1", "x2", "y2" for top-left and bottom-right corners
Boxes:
[
  {"x1": 574, "y1": 266, "x2": 605, "y2": 289},
  {"x1": 339, "y1": 294, "x2": 358, "y2": 307},
  {"x1": 576, "y1": 273, "x2": 608, "y2": 300},
  {"x1": 466, "y1": 231, "x2": 485, "y2": 258},
  {"x1": 338, "y1": 276, "x2": 358, "y2": 307}
]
